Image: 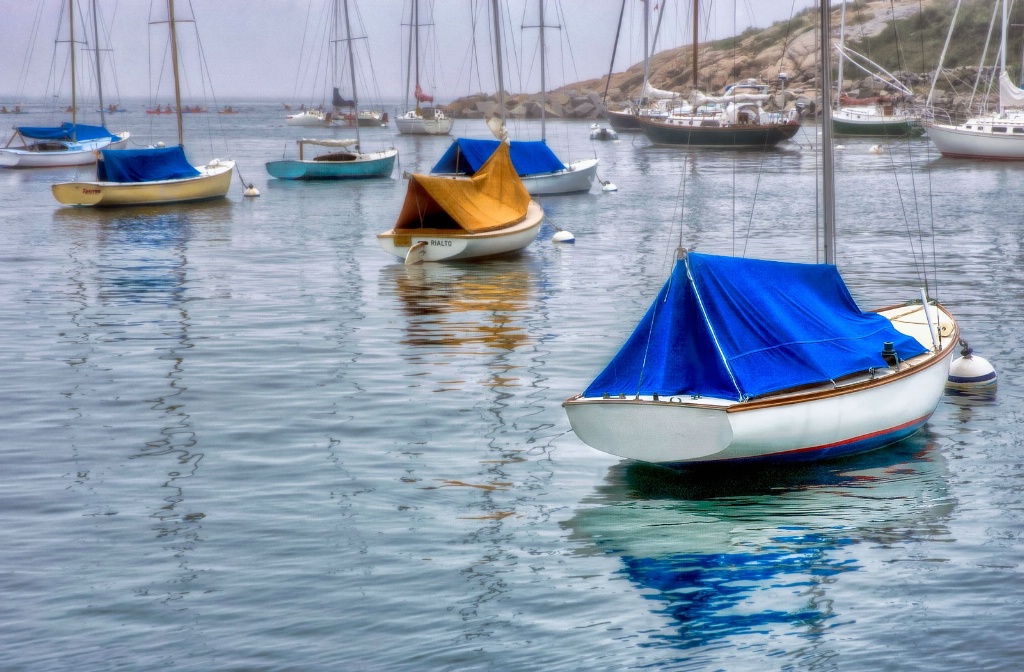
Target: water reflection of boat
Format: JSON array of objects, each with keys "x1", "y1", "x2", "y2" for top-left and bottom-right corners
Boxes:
[
  {"x1": 385, "y1": 259, "x2": 535, "y2": 352},
  {"x1": 562, "y1": 434, "x2": 951, "y2": 649}
]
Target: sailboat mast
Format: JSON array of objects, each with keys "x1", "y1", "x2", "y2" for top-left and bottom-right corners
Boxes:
[
  {"x1": 91, "y1": 0, "x2": 106, "y2": 128},
  {"x1": 692, "y1": 0, "x2": 698, "y2": 91},
  {"x1": 70, "y1": 0, "x2": 77, "y2": 134},
  {"x1": 167, "y1": 0, "x2": 184, "y2": 146},
  {"x1": 820, "y1": 0, "x2": 836, "y2": 264},
  {"x1": 643, "y1": 0, "x2": 650, "y2": 96},
  {"x1": 539, "y1": 0, "x2": 546, "y2": 139},
  {"x1": 414, "y1": 0, "x2": 420, "y2": 98},
  {"x1": 1000, "y1": 0, "x2": 1008, "y2": 112},
  {"x1": 342, "y1": 0, "x2": 361, "y2": 148},
  {"x1": 837, "y1": 0, "x2": 845, "y2": 107},
  {"x1": 491, "y1": 0, "x2": 505, "y2": 126}
]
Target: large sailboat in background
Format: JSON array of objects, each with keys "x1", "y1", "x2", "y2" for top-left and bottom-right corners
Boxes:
[
  {"x1": 266, "y1": 0, "x2": 397, "y2": 180},
  {"x1": 832, "y1": 0, "x2": 922, "y2": 137},
  {"x1": 0, "y1": 0, "x2": 129, "y2": 168},
  {"x1": 394, "y1": 0, "x2": 453, "y2": 136},
  {"x1": 602, "y1": 0, "x2": 679, "y2": 133},
  {"x1": 923, "y1": 0, "x2": 1024, "y2": 159},
  {"x1": 563, "y1": 0, "x2": 960, "y2": 466},
  {"x1": 52, "y1": 0, "x2": 234, "y2": 206},
  {"x1": 637, "y1": 0, "x2": 800, "y2": 148}
]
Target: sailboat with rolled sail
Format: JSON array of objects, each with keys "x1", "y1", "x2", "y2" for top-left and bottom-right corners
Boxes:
[
  {"x1": 637, "y1": 0, "x2": 800, "y2": 148},
  {"x1": 395, "y1": 0, "x2": 453, "y2": 136},
  {"x1": 603, "y1": 0, "x2": 679, "y2": 133},
  {"x1": 266, "y1": 0, "x2": 397, "y2": 180},
  {"x1": 563, "y1": 0, "x2": 960, "y2": 466},
  {"x1": 431, "y1": 0, "x2": 598, "y2": 196},
  {"x1": 0, "y1": 0, "x2": 130, "y2": 168},
  {"x1": 51, "y1": 0, "x2": 234, "y2": 206},
  {"x1": 923, "y1": 0, "x2": 1024, "y2": 159}
]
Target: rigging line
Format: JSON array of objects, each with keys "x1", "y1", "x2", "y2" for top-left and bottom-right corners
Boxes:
[
  {"x1": 602, "y1": 0, "x2": 628, "y2": 106},
  {"x1": 740, "y1": 138, "x2": 771, "y2": 259}
]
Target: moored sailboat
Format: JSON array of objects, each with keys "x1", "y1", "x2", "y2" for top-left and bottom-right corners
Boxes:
[
  {"x1": 395, "y1": 0, "x2": 453, "y2": 136},
  {"x1": 377, "y1": 141, "x2": 543, "y2": 263},
  {"x1": 563, "y1": 0, "x2": 961, "y2": 466},
  {"x1": 51, "y1": 0, "x2": 234, "y2": 207}
]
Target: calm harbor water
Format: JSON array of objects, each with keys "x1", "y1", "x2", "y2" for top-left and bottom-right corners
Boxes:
[{"x1": 1, "y1": 102, "x2": 1022, "y2": 670}]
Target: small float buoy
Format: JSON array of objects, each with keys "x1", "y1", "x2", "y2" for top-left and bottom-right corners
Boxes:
[
  {"x1": 947, "y1": 340, "x2": 997, "y2": 390},
  {"x1": 836, "y1": 144, "x2": 845, "y2": 151},
  {"x1": 243, "y1": 183, "x2": 260, "y2": 197},
  {"x1": 552, "y1": 230, "x2": 575, "y2": 244},
  {"x1": 868, "y1": 144, "x2": 884, "y2": 154},
  {"x1": 600, "y1": 180, "x2": 618, "y2": 192}
]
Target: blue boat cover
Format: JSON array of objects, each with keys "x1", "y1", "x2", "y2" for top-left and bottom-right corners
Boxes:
[
  {"x1": 97, "y1": 146, "x2": 200, "y2": 183},
  {"x1": 17, "y1": 122, "x2": 119, "y2": 142},
  {"x1": 431, "y1": 138, "x2": 566, "y2": 176},
  {"x1": 582, "y1": 252, "x2": 928, "y2": 401}
]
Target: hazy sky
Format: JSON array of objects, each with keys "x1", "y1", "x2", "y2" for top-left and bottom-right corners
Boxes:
[{"x1": 0, "y1": 0, "x2": 816, "y2": 104}]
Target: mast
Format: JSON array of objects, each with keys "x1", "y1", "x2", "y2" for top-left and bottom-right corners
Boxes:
[
  {"x1": 342, "y1": 0, "x2": 361, "y2": 148},
  {"x1": 837, "y1": 0, "x2": 845, "y2": 109},
  {"x1": 414, "y1": 0, "x2": 420, "y2": 105},
  {"x1": 643, "y1": 0, "x2": 650, "y2": 97},
  {"x1": 1000, "y1": 0, "x2": 1008, "y2": 112},
  {"x1": 820, "y1": 0, "x2": 836, "y2": 264},
  {"x1": 491, "y1": 0, "x2": 505, "y2": 126},
  {"x1": 70, "y1": 0, "x2": 78, "y2": 136},
  {"x1": 691, "y1": 0, "x2": 698, "y2": 92},
  {"x1": 167, "y1": 0, "x2": 184, "y2": 146},
  {"x1": 539, "y1": 0, "x2": 546, "y2": 140},
  {"x1": 403, "y1": 0, "x2": 413, "y2": 111},
  {"x1": 91, "y1": 0, "x2": 106, "y2": 128}
]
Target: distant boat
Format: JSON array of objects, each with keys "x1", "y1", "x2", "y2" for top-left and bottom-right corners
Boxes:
[
  {"x1": 285, "y1": 108, "x2": 336, "y2": 126},
  {"x1": 0, "y1": 0, "x2": 129, "y2": 169},
  {"x1": 395, "y1": 0, "x2": 453, "y2": 136},
  {"x1": 52, "y1": 0, "x2": 234, "y2": 207},
  {"x1": 832, "y1": 4, "x2": 922, "y2": 138},
  {"x1": 266, "y1": 138, "x2": 396, "y2": 180},
  {"x1": 563, "y1": 0, "x2": 960, "y2": 466},
  {"x1": 589, "y1": 123, "x2": 618, "y2": 141},
  {"x1": 923, "y1": 0, "x2": 1024, "y2": 159},
  {"x1": 378, "y1": 141, "x2": 543, "y2": 263}
]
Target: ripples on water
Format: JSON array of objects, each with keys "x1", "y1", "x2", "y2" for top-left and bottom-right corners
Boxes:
[{"x1": 0, "y1": 104, "x2": 1022, "y2": 670}]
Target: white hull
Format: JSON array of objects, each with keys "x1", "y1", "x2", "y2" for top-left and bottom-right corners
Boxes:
[
  {"x1": 0, "y1": 131, "x2": 130, "y2": 168},
  {"x1": 285, "y1": 110, "x2": 336, "y2": 127},
  {"x1": 395, "y1": 111, "x2": 453, "y2": 136},
  {"x1": 377, "y1": 200, "x2": 543, "y2": 262},
  {"x1": 521, "y1": 158, "x2": 599, "y2": 195},
  {"x1": 924, "y1": 120, "x2": 1024, "y2": 159},
  {"x1": 52, "y1": 159, "x2": 235, "y2": 207},
  {"x1": 564, "y1": 303, "x2": 959, "y2": 464}
]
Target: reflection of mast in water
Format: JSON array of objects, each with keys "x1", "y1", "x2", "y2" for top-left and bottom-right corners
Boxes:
[
  {"x1": 384, "y1": 257, "x2": 560, "y2": 634},
  {"x1": 58, "y1": 206, "x2": 208, "y2": 606},
  {"x1": 562, "y1": 434, "x2": 952, "y2": 652}
]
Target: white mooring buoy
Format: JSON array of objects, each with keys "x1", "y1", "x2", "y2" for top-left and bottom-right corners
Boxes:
[
  {"x1": 947, "y1": 341, "x2": 997, "y2": 390},
  {"x1": 600, "y1": 180, "x2": 618, "y2": 192},
  {"x1": 243, "y1": 183, "x2": 261, "y2": 197},
  {"x1": 552, "y1": 230, "x2": 575, "y2": 244}
]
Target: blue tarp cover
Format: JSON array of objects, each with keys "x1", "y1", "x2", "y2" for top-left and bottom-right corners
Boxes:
[
  {"x1": 17, "y1": 122, "x2": 118, "y2": 142},
  {"x1": 583, "y1": 252, "x2": 927, "y2": 401},
  {"x1": 431, "y1": 138, "x2": 566, "y2": 176},
  {"x1": 97, "y1": 146, "x2": 200, "y2": 183}
]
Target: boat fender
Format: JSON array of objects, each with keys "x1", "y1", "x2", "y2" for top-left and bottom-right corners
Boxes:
[
  {"x1": 947, "y1": 340, "x2": 997, "y2": 389},
  {"x1": 208, "y1": 158, "x2": 221, "y2": 167}
]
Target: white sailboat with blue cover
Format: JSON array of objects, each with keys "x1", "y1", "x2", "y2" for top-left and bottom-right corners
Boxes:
[
  {"x1": 51, "y1": 0, "x2": 233, "y2": 207},
  {"x1": 562, "y1": 0, "x2": 960, "y2": 466}
]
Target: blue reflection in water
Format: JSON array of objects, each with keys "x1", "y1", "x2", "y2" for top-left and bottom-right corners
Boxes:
[{"x1": 565, "y1": 433, "x2": 951, "y2": 650}]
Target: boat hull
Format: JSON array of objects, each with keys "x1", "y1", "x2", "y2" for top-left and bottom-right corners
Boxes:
[
  {"x1": 564, "y1": 303, "x2": 958, "y2": 465},
  {"x1": 0, "y1": 131, "x2": 130, "y2": 168},
  {"x1": 285, "y1": 111, "x2": 335, "y2": 127},
  {"x1": 395, "y1": 112, "x2": 453, "y2": 136},
  {"x1": 51, "y1": 160, "x2": 235, "y2": 206},
  {"x1": 832, "y1": 112, "x2": 922, "y2": 137},
  {"x1": 604, "y1": 108, "x2": 642, "y2": 132},
  {"x1": 377, "y1": 200, "x2": 543, "y2": 262},
  {"x1": 521, "y1": 158, "x2": 599, "y2": 195},
  {"x1": 924, "y1": 122, "x2": 1024, "y2": 159},
  {"x1": 639, "y1": 118, "x2": 800, "y2": 147},
  {"x1": 265, "y1": 149, "x2": 397, "y2": 179}
]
